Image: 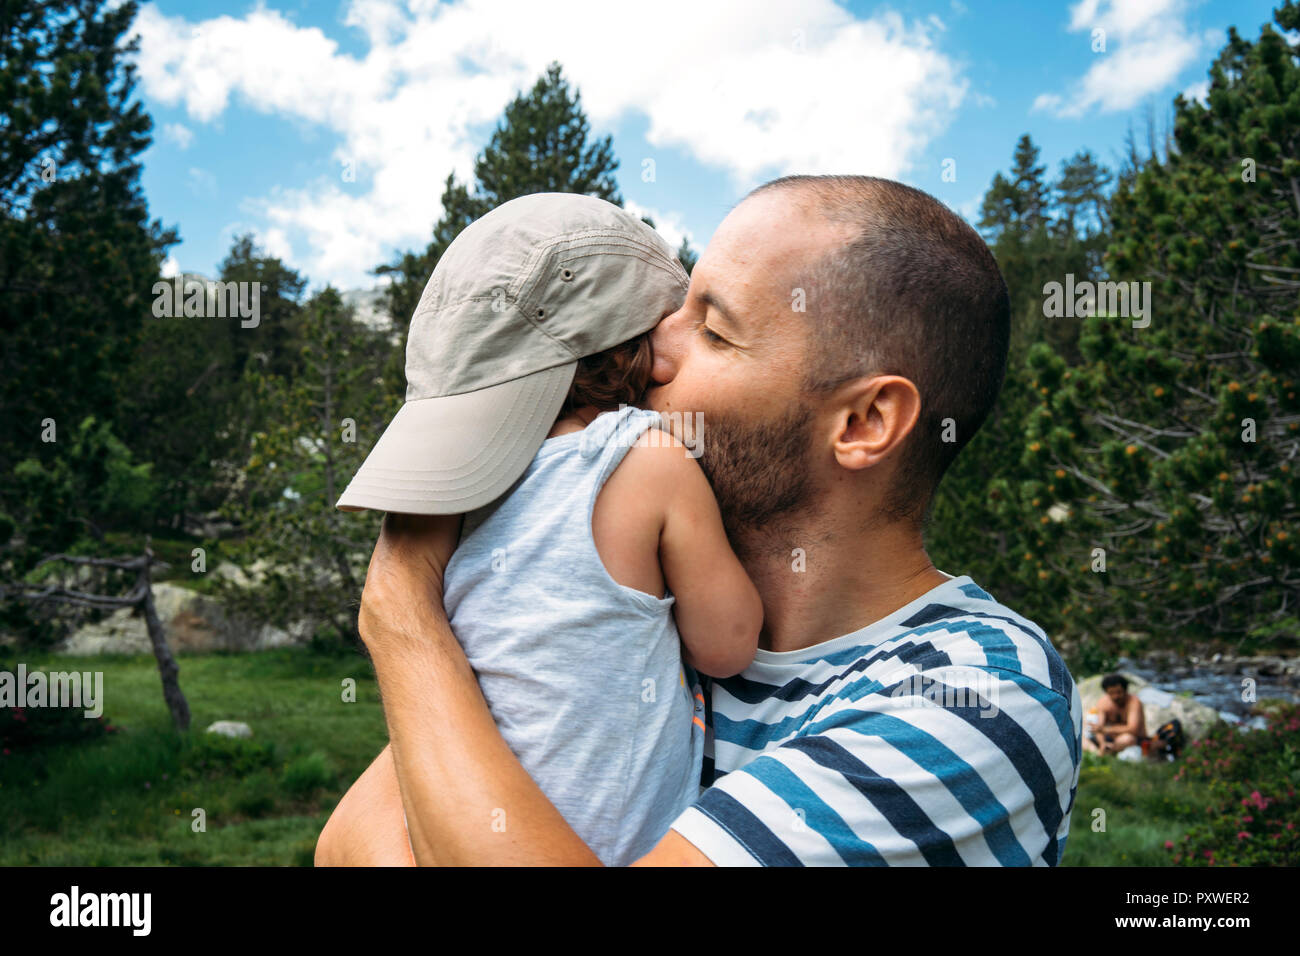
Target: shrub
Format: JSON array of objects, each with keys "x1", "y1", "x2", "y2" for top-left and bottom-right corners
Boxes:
[
  {"x1": 179, "y1": 732, "x2": 276, "y2": 780},
  {"x1": 281, "y1": 751, "x2": 335, "y2": 797},
  {"x1": 1167, "y1": 703, "x2": 1300, "y2": 866}
]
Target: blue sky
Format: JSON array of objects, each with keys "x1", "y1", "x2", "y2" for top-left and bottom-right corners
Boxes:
[{"x1": 132, "y1": 0, "x2": 1283, "y2": 292}]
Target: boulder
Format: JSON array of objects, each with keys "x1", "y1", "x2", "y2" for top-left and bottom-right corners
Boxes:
[
  {"x1": 205, "y1": 720, "x2": 252, "y2": 738},
  {"x1": 1077, "y1": 672, "x2": 1224, "y2": 742},
  {"x1": 55, "y1": 581, "x2": 309, "y2": 655}
]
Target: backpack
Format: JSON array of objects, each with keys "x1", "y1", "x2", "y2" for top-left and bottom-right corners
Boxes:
[{"x1": 1152, "y1": 718, "x2": 1185, "y2": 760}]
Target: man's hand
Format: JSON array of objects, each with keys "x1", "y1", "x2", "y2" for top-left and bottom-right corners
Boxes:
[{"x1": 357, "y1": 512, "x2": 462, "y2": 659}]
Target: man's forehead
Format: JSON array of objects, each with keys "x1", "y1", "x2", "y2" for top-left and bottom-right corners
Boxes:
[
  {"x1": 697, "y1": 193, "x2": 846, "y2": 307},
  {"x1": 714, "y1": 191, "x2": 837, "y2": 256}
]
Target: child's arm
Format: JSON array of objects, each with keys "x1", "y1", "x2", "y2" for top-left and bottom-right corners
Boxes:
[{"x1": 616, "y1": 430, "x2": 763, "y2": 678}]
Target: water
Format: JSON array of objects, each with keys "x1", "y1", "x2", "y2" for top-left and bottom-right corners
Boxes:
[{"x1": 1115, "y1": 655, "x2": 1298, "y2": 731}]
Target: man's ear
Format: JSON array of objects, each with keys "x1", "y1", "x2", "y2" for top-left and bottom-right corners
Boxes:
[{"x1": 829, "y1": 375, "x2": 922, "y2": 472}]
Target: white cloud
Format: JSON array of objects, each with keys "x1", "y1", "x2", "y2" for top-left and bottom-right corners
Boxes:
[
  {"x1": 1182, "y1": 78, "x2": 1210, "y2": 105},
  {"x1": 134, "y1": 0, "x2": 967, "y2": 287},
  {"x1": 955, "y1": 194, "x2": 982, "y2": 225},
  {"x1": 1031, "y1": 93, "x2": 1062, "y2": 113},
  {"x1": 162, "y1": 122, "x2": 193, "y2": 149},
  {"x1": 256, "y1": 226, "x2": 294, "y2": 263},
  {"x1": 160, "y1": 254, "x2": 181, "y2": 277},
  {"x1": 1035, "y1": 0, "x2": 1211, "y2": 117},
  {"x1": 622, "y1": 200, "x2": 691, "y2": 252}
]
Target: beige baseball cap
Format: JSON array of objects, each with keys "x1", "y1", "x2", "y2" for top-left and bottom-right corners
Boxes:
[{"x1": 336, "y1": 192, "x2": 689, "y2": 515}]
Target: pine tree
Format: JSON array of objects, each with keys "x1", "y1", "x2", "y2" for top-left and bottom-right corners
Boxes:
[
  {"x1": 221, "y1": 287, "x2": 394, "y2": 648},
  {"x1": 375, "y1": 62, "x2": 622, "y2": 330},
  {"x1": 979, "y1": 134, "x2": 1049, "y2": 237},
  {"x1": 0, "y1": 0, "x2": 175, "y2": 481},
  {"x1": 217, "y1": 234, "x2": 308, "y2": 377},
  {"x1": 931, "y1": 135, "x2": 1116, "y2": 665},
  {"x1": 1022, "y1": 2, "x2": 1300, "y2": 649}
]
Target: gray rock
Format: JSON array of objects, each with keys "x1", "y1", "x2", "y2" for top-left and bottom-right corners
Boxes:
[
  {"x1": 55, "y1": 581, "x2": 310, "y2": 655},
  {"x1": 211, "y1": 559, "x2": 274, "y2": 589},
  {"x1": 205, "y1": 720, "x2": 252, "y2": 738}
]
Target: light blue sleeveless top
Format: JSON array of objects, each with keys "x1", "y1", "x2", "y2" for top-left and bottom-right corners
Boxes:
[{"x1": 442, "y1": 404, "x2": 706, "y2": 865}]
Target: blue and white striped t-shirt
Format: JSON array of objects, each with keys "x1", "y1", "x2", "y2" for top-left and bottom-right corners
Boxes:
[{"x1": 670, "y1": 575, "x2": 1082, "y2": 866}]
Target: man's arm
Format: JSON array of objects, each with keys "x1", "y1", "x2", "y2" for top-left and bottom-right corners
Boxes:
[
  {"x1": 356, "y1": 513, "x2": 602, "y2": 866},
  {"x1": 319, "y1": 737, "x2": 719, "y2": 866},
  {"x1": 631, "y1": 829, "x2": 716, "y2": 866},
  {"x1": 316, "y1": 744, "x2": 414, "y2": 866}
]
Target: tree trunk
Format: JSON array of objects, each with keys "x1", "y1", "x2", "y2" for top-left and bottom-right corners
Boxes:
[{"x1": 139, "y1": 554, "x2": 191, "y2": 732}]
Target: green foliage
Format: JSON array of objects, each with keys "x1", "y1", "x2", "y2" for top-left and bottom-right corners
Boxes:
[
  {"x1": 280, "y1": 751, "x2": 336, "y2": 797},
  {"x1": 978, "y1": 134, "x2": 1113, "y2": 363},
  {"x1": 1169, "y1": 703, "x2": 1300, "y2": 865},
  {"x1": 115, "y1": 234, "x2": 308, "y2": 529},
  {"x1": 1021, "y1": 7, "x2": 1300, "y2": 646},
  {"x1": 179, "y1": 732, "x2": 276, "y2": 781},
  {"x1": 217, "y1": 234, "x2": 308, "y2": 378},
  {"x1": 1062, "y1": 752, "x2": 1209, "y2": 866},
  {"x1": 0, "y1": 0, "x2": 176, "y2": 485},
  {"x1": 930, "y1": 134, "x2": 1115, "y2": 644},
  {"x1": 936, "y1": 10, "x2": 1300, "y2": 657},
  {"x1": 676, "y1": 236, "x2": 699, "y2": 275},
  {"x1": 218, "y1": 287, "x2": 391, "y2": 645},
  {"x1": 8, "y1": 416, "x2": 158, "y2": 564}
]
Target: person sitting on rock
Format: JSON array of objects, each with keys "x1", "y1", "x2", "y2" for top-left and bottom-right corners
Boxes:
[{"x1": 1082, "y1": 674, "x2": 1147, "y2": 756}]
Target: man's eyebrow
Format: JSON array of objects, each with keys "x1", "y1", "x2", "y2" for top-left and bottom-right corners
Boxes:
[{"x1": 700, "y1": 289, "x2": 742, "y2": 329}]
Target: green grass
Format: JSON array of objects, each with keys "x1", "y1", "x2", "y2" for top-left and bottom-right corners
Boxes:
[
  {"x1": 4, "y1": 646, "x2": 1213, "y2": 865},
  {"x1": 1061, "y1": 751, "x2": 1211, "y2": 865},
  {"x1": 0, "y1": 646, "x2": 387, "y2": 866}
]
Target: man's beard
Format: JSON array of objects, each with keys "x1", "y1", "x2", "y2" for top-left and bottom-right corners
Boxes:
[{"x1": 693, "y1": 402, "x2": 819, "y2": 546}]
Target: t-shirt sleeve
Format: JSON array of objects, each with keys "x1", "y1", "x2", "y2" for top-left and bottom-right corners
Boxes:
[{"x1": 669, "y1": 670, "x2": 1077, "y2": 866}]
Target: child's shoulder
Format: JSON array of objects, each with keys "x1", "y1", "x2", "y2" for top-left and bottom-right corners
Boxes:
[{"x1": 613, "y1": 421, "x2": 705, "y2": 488}]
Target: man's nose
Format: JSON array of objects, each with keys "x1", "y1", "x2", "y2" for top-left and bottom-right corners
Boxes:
[{"x1": 650, "y1": 306, "x2": 689, "y2": 386}]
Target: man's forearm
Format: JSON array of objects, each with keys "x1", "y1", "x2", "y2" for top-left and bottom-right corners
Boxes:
[{"x1": 369, "y1": 604, "x2": 603, "y2": 866}]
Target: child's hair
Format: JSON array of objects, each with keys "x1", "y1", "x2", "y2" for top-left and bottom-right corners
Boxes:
[{"x1": 559, "y1": 331, "x2": 654, "y2": 416}]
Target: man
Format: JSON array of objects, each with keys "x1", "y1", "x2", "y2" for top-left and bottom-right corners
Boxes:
[
  {"x1": 316, "y1": 174, "x2": 1082, "y2": 866},
  {"x1": 1082, "y1": 674, "x2": 1147, "y2": 756}
]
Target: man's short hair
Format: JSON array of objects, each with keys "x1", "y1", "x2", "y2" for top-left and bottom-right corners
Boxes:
[
  {"x1": 1100, "y1": 674, "x2": 1129, "y2": 691},
  {"x1": 744, "y1": 175, "x2": 1010, "y2": 524}
]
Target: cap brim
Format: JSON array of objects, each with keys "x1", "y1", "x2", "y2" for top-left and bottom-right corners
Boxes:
[{"x1": 336, "y1": 362, "x2": 577, "y2": 515}]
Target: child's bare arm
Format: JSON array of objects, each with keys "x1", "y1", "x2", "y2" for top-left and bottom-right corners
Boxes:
[{"x1": 622, "y1": 432, "x2": 762, "y2": 678}]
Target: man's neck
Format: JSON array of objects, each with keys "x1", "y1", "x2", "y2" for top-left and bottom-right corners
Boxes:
[{"x1": 735, "y1": 515, "x2": 950, "y2": 654}]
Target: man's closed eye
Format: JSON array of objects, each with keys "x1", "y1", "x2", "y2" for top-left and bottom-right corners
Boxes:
[{"x1": 698, "y1": 323, "x2": 729, "y2": 347}]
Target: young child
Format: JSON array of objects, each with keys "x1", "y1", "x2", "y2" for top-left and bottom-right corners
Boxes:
[{"x1": 337, "y1": 192, "x2": 762, "y2": 865}]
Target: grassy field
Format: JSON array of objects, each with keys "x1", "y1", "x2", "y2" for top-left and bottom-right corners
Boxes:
[
  {"x1": 0, "y1": 647, "x2": 387, "y2": 866},
  {"x1": 2, "y1": 646, "x2": 1210, "y2": 865},
  {"x1": 1062, "y1": 753, "x2": 1206, "y2": 865}
]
